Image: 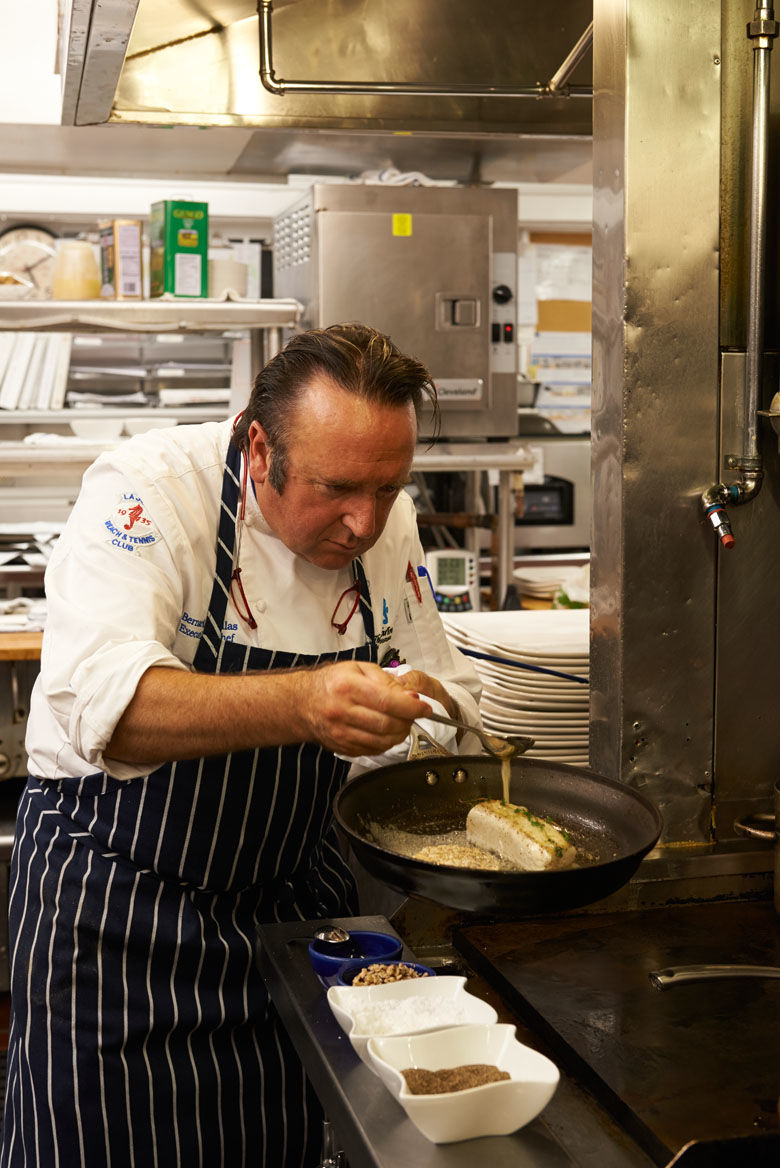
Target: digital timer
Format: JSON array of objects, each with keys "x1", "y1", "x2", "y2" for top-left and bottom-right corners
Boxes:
[{"x1": 424, "y1": 550, "x2": 480, "y2": 612}]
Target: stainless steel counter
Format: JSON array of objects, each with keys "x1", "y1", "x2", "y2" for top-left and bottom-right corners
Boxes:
[{"x1": 256, "y1": 915, "x2": 655, "y2": 1168}]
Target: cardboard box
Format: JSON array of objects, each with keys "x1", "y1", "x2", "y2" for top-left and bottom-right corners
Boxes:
[
  {"x1": 99, "y1": 219, "x2": 143, "y2": 299},
  {"x1": 149, "y1": 200, "x2": 208, "y2": 298}
]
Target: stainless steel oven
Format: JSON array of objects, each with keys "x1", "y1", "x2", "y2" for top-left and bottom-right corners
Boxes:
[
  {"x1": 273, "y1": 184, "x2": 518, "y2": 439},
  {"x1": 516, "y1": 435, "x2": 591, "y2": 551}
]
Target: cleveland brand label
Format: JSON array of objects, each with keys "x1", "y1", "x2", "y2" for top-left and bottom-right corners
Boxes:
[{"x1": 105, "y1": 492, "x2": 161, "y2": 553}]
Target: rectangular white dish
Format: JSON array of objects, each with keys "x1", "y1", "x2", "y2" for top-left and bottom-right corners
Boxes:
[
  {"x1": 327, "y1": 975, "x2": 498, "y2": 1065},
  {"x1": 366, "y1": 1022, "x2": 559, "y2": 1143}
]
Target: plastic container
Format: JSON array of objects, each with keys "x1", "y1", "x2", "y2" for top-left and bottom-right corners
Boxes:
[{"x1": 52, "y1": 241, "x2": 101, "y2": 300}]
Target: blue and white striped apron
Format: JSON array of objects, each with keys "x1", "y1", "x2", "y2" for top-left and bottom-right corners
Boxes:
[{"x1": 1, "y1": 439, "x2": 376, "y2": 1168}]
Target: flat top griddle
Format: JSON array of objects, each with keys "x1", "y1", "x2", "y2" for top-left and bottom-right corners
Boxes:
[{"x1": 454, "y1": 901, "x2": 780, "y2": 1166}]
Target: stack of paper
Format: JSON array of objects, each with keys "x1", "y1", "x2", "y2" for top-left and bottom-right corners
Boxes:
[
  {"x1": 66, "y1": 389, "x2": 148, "y2": 407},
  {"x1": 158, "y1": 387, "x2": 232, "y2": 406}
]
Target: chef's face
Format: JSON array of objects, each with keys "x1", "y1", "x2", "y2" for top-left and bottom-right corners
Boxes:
[{"x1": 247, "y1": 375, "x2": 417, "y2": 569}]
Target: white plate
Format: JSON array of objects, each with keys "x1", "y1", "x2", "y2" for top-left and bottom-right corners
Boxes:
[
  {"x1": 327, "y1": 976, "x2": 498, "y2": 1066},
  {"x1": 479, "y1": 692, "x2": 588, "y2": 711},
  {"x1": 469, "y1": 645, "x2": 588, "y2": 669},
  {"x1": 530, "y1": 754, "x2": 589, "y2": 765},
  {"x1": 479, "y1": 706, "x2": 588, "y2": 725},
  {"x1": 480, "y1": 688, "x2": 588, "y2": 709},
  {"x1": 480, "y1": 691, "x2": 589, "y2": 712},
  {"x1": 480, "y1": 700, "x2": 588, "y2": 724},
  {"x1": 469, "y1": 659, "x2": 589, "y2": 682},
  {"x1": 477, "y1": 669, "x2": 588, "y2": 689},
  {"x1": 443, "y1": 626, "x2": 583, "y2": 663},
  {"x1": 474, "y1": 665, "x2": 588, "y2": 688},
  {"x1": 482, "y1": 723, "x2": 589, "y2": 738},
  {"x1": 443, "y1": 609, "x2": 589, "y2": 654},
  {"x1": 479, "y1": 672, "x2": 588, "y2": 695}
]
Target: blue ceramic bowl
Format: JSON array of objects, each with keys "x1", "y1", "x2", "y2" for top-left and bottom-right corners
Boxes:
[
  {"x1": 336, "y1": 959, "x2": 436, "y2": 987},
  {"x1": 308, "y1": 930, "x2": 403, "y2": 986}
]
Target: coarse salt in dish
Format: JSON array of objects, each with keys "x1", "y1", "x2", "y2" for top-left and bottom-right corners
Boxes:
[
  {"x1": 349, "y1": 997, "x2": 471, "y2": 1034},
  {"x1": 327, "y1": 976, "x2": 498, "y2": 1067}
]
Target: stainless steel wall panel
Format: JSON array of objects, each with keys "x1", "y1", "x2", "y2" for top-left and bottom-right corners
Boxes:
[
  {"x1": 714, "y1": 352, "x2": 780, "y2": 833},
  {"x1": 591, "y1": 0, "x2": 722, "y2": 841}
]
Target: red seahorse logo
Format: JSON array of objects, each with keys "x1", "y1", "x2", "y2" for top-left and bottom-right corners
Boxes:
[{"x1": 124, "y1": 504, "x2": 144, "y2": 531}]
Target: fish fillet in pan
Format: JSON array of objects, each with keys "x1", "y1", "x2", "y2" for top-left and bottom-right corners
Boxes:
[{"x1": 466, "y1": 799, "x2": 577, "y2": 871}]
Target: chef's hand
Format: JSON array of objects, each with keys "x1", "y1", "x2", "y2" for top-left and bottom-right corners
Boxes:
[
  {"x1": 394, "y1": 668, "x2": 471, "y2": 742},
  {"x1": 300, "y1": 660, "x2": 432, "y2": 758},
  {"x1": 394, "y1": 668, "x2": 462, "y2": 723}
]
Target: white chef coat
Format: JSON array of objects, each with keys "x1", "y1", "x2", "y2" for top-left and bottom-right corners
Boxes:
[{"x1": 26, "y1": 418, "x2": 482, "y2": 780}]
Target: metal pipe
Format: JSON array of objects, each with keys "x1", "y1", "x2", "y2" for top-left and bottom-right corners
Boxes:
[
  {"x1": 497, "y1": 471, "x2": 514, "y2": 604},
  {"x1": 743, "y1": 9, "x2": 775, "y2": 463},
  {"x1": 547, "y1": 22, "x2": 593, "y2": 94},
  {"x1": 701, "y1": 5, "x2": 777, "y2": 540},
  {"x1": 257, "y1": 1, "x2": 592, "y2": 99}
]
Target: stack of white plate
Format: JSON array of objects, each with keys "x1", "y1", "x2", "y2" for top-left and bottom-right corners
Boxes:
[
  {"x1": 442, "y1": 609, "x2": 589, "y2": 766},
  {"x1": 511, "y1": 565, "x2": 568, "y2": 601}
]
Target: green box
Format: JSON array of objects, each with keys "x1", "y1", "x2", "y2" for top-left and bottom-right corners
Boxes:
[{"x1": 149, "y1": 200, "x2": 208, "y2": 298}]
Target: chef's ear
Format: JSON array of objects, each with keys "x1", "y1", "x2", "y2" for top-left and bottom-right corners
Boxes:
[{"x1": 247, "y1": 421, "x2": 272, "y2": 482}]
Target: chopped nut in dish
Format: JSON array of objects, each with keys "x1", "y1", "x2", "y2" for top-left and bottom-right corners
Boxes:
[{"x1": 350, "y1": 962, "x2": 430, "y2": 986}]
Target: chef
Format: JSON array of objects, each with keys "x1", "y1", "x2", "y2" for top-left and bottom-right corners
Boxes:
[{"x1": 0, "y1": 322, "x2": 481, "y2": 1168}]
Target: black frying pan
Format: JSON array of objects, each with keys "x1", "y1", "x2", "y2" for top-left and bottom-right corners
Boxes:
[{"x1": 334, "y1": 754, "x2": 663, "y2": 915}]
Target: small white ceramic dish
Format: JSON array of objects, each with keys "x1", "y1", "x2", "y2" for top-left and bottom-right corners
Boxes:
[
  {"x1": 366, "y1": 1023, "x2": 559, "y2": 1143},
  {"x1": 0, "y1": 278, "x2": 34, "y2": 300},
  {"x1": 327, "y1": 976, "x2": 497, "y2": 1065},
  {"x1": 69, "y1": 417, "x2": 124, "y2": 440}
]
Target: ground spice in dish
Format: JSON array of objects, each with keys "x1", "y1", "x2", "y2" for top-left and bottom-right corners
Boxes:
[{"x1": 401, "y1": 1064, "x2": 510, "y2": 1094}]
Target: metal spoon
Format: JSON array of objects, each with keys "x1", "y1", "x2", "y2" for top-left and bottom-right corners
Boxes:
[
  {"x1": 420, "y1": 711, "x2": 535, "y2": 760},
  {"x1": 312, "y1": 926, "x2": 360, "y2": 956}
]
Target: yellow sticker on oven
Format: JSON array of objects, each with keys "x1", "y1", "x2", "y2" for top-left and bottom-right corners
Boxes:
[{"x1": 392, "y1": 214, "x2": 413, "y2": 237}]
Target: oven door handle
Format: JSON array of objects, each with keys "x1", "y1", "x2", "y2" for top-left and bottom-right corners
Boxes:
[{"x1": 649, "y1": 963, "x2": 780, "y2": 990}]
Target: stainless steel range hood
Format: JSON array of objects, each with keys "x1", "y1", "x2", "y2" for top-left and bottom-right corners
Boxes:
[{"x1": 61, "y1": 0, "x2": 592, "y2": 180}]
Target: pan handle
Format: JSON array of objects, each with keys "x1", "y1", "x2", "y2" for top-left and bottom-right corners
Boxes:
[
  {"x1": 649, "y1": 963, "x2": 780, "y2": 990},
  {"x1": 733, "y1": 811, "x2": 776, "y2": 843}
]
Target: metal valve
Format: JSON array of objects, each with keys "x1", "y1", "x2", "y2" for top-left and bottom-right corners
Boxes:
[{"x1": 705, "y1": 504, "x2": 735, "y2": 549}]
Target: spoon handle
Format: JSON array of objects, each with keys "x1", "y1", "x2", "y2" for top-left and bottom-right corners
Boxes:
[{"x1": 423, "y1": 711, "x2": 468, "y2": 734}]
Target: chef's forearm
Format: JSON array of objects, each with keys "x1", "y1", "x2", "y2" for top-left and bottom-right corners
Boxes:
[
  {"x1": 106, "y1": 666, "x2": 310, "y2": 764},
  {"x1": 105, "y1": 659, "x2": 432, "y2": 767}
]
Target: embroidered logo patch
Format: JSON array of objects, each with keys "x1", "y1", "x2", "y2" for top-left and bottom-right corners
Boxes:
[{"x1": 105, "y1": 492, "x2": 160, "y2": 553}]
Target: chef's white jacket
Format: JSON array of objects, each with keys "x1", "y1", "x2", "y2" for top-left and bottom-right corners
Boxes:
[{"x1": 26, "y1": 419, "x2": 482, "y2": 780}]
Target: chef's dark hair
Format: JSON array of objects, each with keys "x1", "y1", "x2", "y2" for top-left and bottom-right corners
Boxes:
[{"x1": 232, "y1": 322, "x2": 438, "y2": 492}]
